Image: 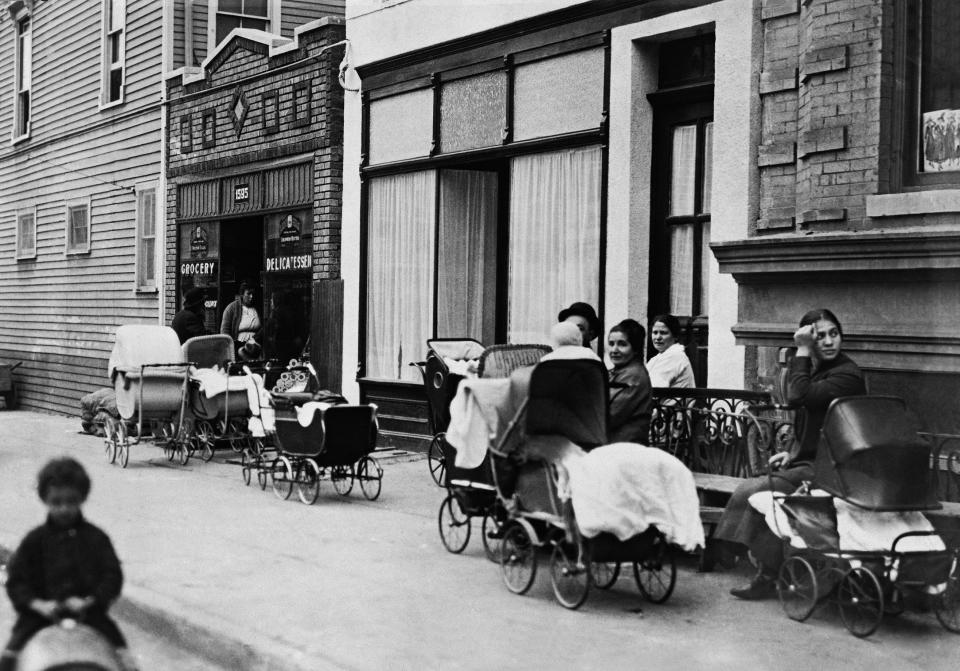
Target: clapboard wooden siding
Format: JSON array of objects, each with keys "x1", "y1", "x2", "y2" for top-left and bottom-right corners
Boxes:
[
  {"x1": 0, "y1": 0, "x2": 163, "y2": 416},
  {"x1": 281, "y1": 2, "x2": 344, "y2": 37}
]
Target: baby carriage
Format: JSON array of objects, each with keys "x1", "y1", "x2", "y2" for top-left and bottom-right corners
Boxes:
[
  {"x1": 492, "y1": 358, "x2": 698, "y2": 610},
  {"x1": 767, "y1": 396, "x2": 960, "y2": 637},
  {"x1": 16, "y1": 617, "x2": 124, "y2": 671},
  {"x1": 411, "y1": 338, "x2": 485, "y2": 485},
  {"x1": 266, "y1": 392, "x2": 382, "y2": 505},
  {"x1": 437, "y1": 344, "x2": 550, "y2": 561},
  {"x1": 106, "y1": 325, "x2": 191, "y2": 467},
  {"x1": 183, "y1": 334, "x2": 267, "y2": 462}
]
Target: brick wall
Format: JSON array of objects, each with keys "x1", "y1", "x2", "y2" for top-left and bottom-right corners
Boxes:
[
  {"x1": 163, "y1": 21, "x2": 346, "y2": 324},
  {"x1": 756, "y1": 0, "x2": 883, "y2": 235}
]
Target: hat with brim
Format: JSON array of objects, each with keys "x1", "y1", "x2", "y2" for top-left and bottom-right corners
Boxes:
[
  {"x1": 557, "y1": 302, "x2": 600, "y2": 337},
  {"x1": 184, "y1": 287, "x2": 205, "y2": 309}
]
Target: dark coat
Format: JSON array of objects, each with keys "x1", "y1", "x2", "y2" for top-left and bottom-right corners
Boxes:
[
  {"x1": 171, "y1": 306, "x2": 207, "y2": 344},
  {"x1": 608, "y1": 359, "x2": 653, "y2": 444},
  {"x1": 6, "y1": 515, "x2": 123, "y2": 613}
]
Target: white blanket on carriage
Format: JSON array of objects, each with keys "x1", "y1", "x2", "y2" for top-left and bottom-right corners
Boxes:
[
  {"x1": 561, "y1": 442, "x2": 705, "y2": 552},
  {"x1": 749, "y1": 490, "x2": 945, "y2": 552},
  {"x1": 189, "y1": 367, "x2": 262, "y2": 416},
  {"x1": 447, "y1": 377, "x2": 516, "y2": 469}
]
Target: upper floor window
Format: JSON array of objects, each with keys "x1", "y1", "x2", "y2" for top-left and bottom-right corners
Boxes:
[
  {"x1": 13, "y1": 14, "x2": 31, "y2": 140},
  {"x1": 214, "y1": 0, "x2": 269, "y2": 47},
  {"x1": 102, "y1": 0, "x2": 126, "y2": 105},
  {"x1": 65, "y1": 201, "x2": 91, "y2": 255},
  {"x1": 135, "y1": 187, "x2": 157, "y2": 291},
  {"x1": 16, "y1": 209, "x2": 36, "y2": 260}
]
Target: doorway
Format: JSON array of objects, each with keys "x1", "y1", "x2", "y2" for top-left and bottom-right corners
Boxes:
[{"x1": 219, "y1": 216, "x2": 264, "y2": 329}]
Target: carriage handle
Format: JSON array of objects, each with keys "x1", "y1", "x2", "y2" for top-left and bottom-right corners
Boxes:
[{"x1": 890, "y1": 530, "x2": 943, "y2": 554}]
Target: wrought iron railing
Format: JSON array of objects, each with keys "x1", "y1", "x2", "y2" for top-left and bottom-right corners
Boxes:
[{"x1": 919, "y1": 432, "x2": 960, "y2": 504}]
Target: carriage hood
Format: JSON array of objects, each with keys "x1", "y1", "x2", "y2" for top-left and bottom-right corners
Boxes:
[
  {"x1": 108, "y1": 325, "x2": 184, "y2": 381},
  {"x1": 525, "y1": 358, "x2": 608, "y2": 450},
  {"x1": 813, "y1": 396, "x2": 941, "y2": 511}
]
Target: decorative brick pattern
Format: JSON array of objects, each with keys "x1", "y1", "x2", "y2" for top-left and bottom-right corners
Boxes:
[
  {"x1": 802, "y1": 45, "x2": 847, "y2": 80},
  {"x1": 759, "y1": 66, "x2": 799, "y2": 95},
  {"x1": 761, "y1": 0, "x2": 800, "y2": 21},
  {"x1": 758, "y1": 141, "x2": 797, "y2": 167},
  {"x1": 799, "y1": 126, "x2": 847, "y2": 157}
]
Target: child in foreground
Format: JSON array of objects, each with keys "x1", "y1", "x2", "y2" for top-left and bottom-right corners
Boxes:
[{"x1": 1, "y1": 457, "x2": 136, "y2": 671}]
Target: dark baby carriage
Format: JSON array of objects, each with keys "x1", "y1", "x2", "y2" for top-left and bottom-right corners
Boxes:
[
  {"x1": 412, "y1": 338, "x2": 485, "y2": 485},
  {"x1": 771, "y1": 396, "x2": 960, "y2": 636},
  {"x1": 491, "y1": 358, "x2": 684, "y2": 610}
]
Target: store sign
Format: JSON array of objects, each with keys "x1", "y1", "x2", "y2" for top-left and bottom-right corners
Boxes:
[
  {"x1": 266, "y1": 255, "x2": 312, "y2": 272},
  {"x1": 280, "y1": 215, "x2": 301, "y2": 246},
  {"x1": 234, "y1": 183, "x2": 250, "y2": 203},
  {"x1": 190, "y1": 225, "x2": 209, "y2": 257},
  {"x1": 180, "y1": 261, "x2": 217, "y2": 276}
]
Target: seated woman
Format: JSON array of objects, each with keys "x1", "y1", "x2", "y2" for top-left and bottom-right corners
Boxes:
[
  {"x1": 606, "y1": 319, "x2": 653, "y2": 444},
  {"x1": 646, "y1": 314, "x2": 696, "y2": 388},
  {"x1": 714, "y1": 308, "x2": 866, "y2": 599}
]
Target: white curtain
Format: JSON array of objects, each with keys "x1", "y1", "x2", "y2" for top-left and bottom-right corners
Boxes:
[
  {"x1": 669, "y1": 223, "x2": 694, "y2": 315},
  {"x1": 437, "y1": 170, "x2": 498, "y2": 343},
  {"x1": 366, "y1": 171, "x2": 436, "y2": 381},
  {"x1": 508, "y1": 145, "x2": 602, "y2": 344},
  {"x1": 702, "y1": 121, "x2": 714, "y2": 214},
  {"x1": 670, "y1": 124, "x2": 697, "y2": 216}
]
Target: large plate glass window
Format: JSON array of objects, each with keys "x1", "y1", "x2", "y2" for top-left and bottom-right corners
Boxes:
[
  {"x1": 507, "y1": 145, "x2": 602, "y2": 343},
  {"x1": 367, "y1": 89, "x2": 434, "y2": 165},
  {"x1": 439, "y1": 71, "x2": 507, "y2": 153},
  {"x1": 365, "y1": 171, "x2": 436, "y2": 380}
]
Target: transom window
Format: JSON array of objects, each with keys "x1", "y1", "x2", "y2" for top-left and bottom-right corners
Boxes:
[{"x1": 215, "y1": 0, "x2": 269, "y2": 46}]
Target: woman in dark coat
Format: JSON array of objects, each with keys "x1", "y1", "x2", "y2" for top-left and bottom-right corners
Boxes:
[
  {"x1": 606, "y1": 319, "x2": 653, "y2": 444},
  {"x1": 714, "y1": 308, "x2": 866, "y2": 599}
]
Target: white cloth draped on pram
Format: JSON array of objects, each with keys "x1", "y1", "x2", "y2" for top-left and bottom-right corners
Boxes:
[{"x1": 749, "y1": 490, "x2": 946, "y2": 553}]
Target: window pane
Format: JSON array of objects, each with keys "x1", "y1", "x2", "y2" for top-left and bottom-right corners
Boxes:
[
  {"x1": 216, "y1": 16, "x2": 241, "y2": 44},
  {"x1": 669, "y1": 124, "x2": 697, "y2": 216},
  {"x1": 513, "y1": 48, "x2": 605, "y2": 141},
  {"x1": 366, "y1": 172, "x2": 436, "y2": 380},
  {"x1": 19, "y1": 214, "x2": 35, "y2": 255},
  {"x1": 921, "y1": 0, "x2": 960, "y2": 172},
  {"x1": 110, "y1": 0, "x2": 126, "y2": 31},
  {"x1": 701, "y1": 122, "x2": 713, "y2": 214},
  {"x1": 440, "y1": 71, "x2": 506, "y2": 153},
  {"x1": 239, "y1": 17, "x2": 267, "y2": 31},
  {"x1": 69, "y1": 207, "x2": 88, "y2": 249},
  {"x1": 220, "y1": 0, "x2": 244, "y2": 13},
  {"x1": 368, "y1": 89, "x2": 433, "y2": 165},
  {"x1": 508, "y1": 146, "x2": 602, "y2": 344},
  {"x1": 437, "y1": 170, "x2": 498, "y2": 344},
  {"x1": 140, "y1": 238, "x2": 155, "y2": 285},
  {"x1": 669, "y1": 223, "x2": 694, "y2": 315},
  {"x1": 141, "y1": 191, "x2": 156, "y2": 236},
  {"x1": 19, "y1": 27, "x2": 31, "y2": 90},
  {"x1": 700, "y1": 221, "x2": 711, "y2": 315},
  {"x1": 245, "y1": 0, "x2": 268, "y2": 16}
]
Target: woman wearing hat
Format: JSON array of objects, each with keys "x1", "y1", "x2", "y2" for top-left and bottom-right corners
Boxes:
[
  {"x1": 557, "y1": 302, "x2": 601, "y2": 349},
  {"x1": 171, "y1": 287, "x2": 209, "y2": 344}
]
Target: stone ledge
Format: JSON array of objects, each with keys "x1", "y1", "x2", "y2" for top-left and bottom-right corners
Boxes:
[
  {"x1": 798, "y1": 207, "x2": 846, "y2": 224},
  {"x1": 802, "y1": 45, "x2": 848, "y2": 80},
  {"x1": 866, "y1": 189, "x2": 960, "y2": 217},
  {"x1": 799, "y1": 126, "x2": 847, "y2": 157},
  {"x1": 758, "y1": 141, "x2": 797, "y2": 166},
  {"x1": 759, "y1": 67, "x2": 799, "y2": 95}
]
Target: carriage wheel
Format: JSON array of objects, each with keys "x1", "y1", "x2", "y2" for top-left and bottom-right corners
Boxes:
[
  {"x1": 296, "y1": 460, "x2": 321, "y2": 505},
  {"x1": 481, "y1": 513, "x2": 504, "y2": 563},
  {"x1": 229, "y1": 419, "x2": 247, "y2": 453},
  {"x1": 241, "y1": 451, "x2": 252, "y2": 486},
  {"x1": 358, "y1": 456, "x2": 383, "y2": 501},
  {"x1": 196, "y1": 422, "x2": 215, "y2": 463},
  {"x1": 428, "y1": 434, "x2": 446, "y2": 486},
  {"x1": 500, "y1": 523, "x2": 537, "y2": 595},
  {"x1": 257, "y1": 466, "x2": 268, "y2": 491},
  {"x1": 551, "y1": 543, "x2": 590, "y2": 610},
  {"x1": 331, "y1": 464, "x2": 355, "y2": 496},
  {"x1": 935, "y1": 560, "x2": 960, "y2": 633},
  {"x1": 837, "y1": 566, "x2": 884, "y2": 638},
  {"x1": 271, "y1": 456, "x2": 294, "y2": 500},
  {"x1": 117, "y1": 422, "x2": 130, "y2": 469},
  {"x1": 103, "y1": 418, "x2": 118, "y2": 465},
  {"x1": 437, "y1": 494, "x2": 471, "y2": 553},
  {"x1": 778, "y1": 556, "x2": 818, "y2": 622},
  {"x1": 177, "y1": 439, "x2": 190, "y2": 466},
  {"x1": 249, "y1": 437, "x2": 265, "y2": 458},
  {"x1": 591, "y1": 562, "x2": 621, "y2": 590},
  {"x1": 633, "y1": 543, "x2": 677, "y2": 604}
]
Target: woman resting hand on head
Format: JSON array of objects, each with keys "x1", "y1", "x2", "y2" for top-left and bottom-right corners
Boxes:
[
  {"x1": 607, "y1": 319, "x2": 653, "y2": 444},
  {"x1": 713, "y1": 308, "x2": 866, "y2": 600},
  {"x1": 646, "y1": 314, "x2": 696, "y2": 388}
]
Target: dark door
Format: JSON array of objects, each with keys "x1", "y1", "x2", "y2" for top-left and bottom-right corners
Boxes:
[{"x1": 218, "y1": 216, "x2": 264, "y2": 330}]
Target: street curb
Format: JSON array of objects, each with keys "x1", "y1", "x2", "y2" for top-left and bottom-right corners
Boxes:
[{"x1": 0, "y1": 545, "x2": 327, "y2": 671}]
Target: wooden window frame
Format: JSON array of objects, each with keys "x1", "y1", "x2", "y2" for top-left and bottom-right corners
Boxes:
[
  {"x1": 100, "y1": 0, "x2": 126, "y2": 108},
  {"x1": 208, "y1": 0, "x2": 278, "y2": 52},
  {"x1": 12, "y1": 11, "x2": 31, "y2": 143},
  {"x1": 15, "y1": 207, "x2": 37, "y2": 261},
  {"x1": 64, "y1": 198, "x2": 92, "y2": 256},
  {"x1": 135, "y1": 185, "x2": 158, "y2": 292}
]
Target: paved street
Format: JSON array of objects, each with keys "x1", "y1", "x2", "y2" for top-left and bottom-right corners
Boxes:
[{"x1": 0, "y1": 410, "x2": 957, "y2": 671}]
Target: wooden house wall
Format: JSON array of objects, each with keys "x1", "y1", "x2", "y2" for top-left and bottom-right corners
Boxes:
[
  {"x1": 0, "y1": 0, "x2": 163, "y2": 416},
  {"x1": 281, "y1": 1, "x2": 344, "y2": 37}
]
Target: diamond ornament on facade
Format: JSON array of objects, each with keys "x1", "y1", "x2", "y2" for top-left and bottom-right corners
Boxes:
[{"x1": 231, "y1": 89, "x2": 249, "y2": 137}]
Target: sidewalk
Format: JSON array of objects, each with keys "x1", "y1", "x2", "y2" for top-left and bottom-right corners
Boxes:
[{"x1": 0, "y1": 410, "x2": 957, "y2": 671}]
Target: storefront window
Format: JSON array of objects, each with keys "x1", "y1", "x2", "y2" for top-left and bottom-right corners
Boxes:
[
  {"x1": 512, "y1": 48, "x2": 604, "y2": 141},
  {"x1": 178, "y1": 221, "x2": 220, "y2": 334},
  {"x1": 918, "y1": 0, "x2": 960, "y2": 173},
  {"x1": 365, "y1": 171, "x2": 436, "y2": 380},
  {"x1": 507, "y1": 145, "x2": 602, "y2": 343},
  {"x1": 263, "y1": 210, "x2": 311, "y2": 362}
]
